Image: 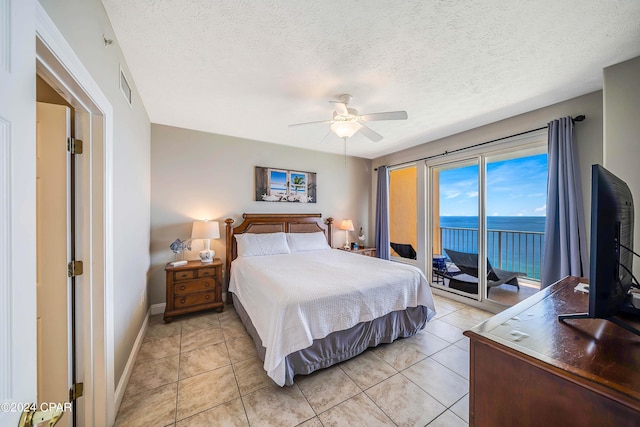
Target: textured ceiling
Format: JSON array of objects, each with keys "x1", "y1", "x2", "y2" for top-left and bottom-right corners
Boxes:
[{"x1": 102, "y1": 0, "x2": 640, "y2": 159}]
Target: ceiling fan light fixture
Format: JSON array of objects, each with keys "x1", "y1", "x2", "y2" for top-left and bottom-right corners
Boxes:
[{"x1": 331, "y1": 121, "x2": 361, "y2": 139}]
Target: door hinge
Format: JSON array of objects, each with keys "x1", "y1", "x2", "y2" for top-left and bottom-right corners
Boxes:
[
  {"x1": 69, "y1": 382, "x2": 84, "y2": 401},
  {"x1": 67, "y1": 260, "x2": 83, "y2": 277},
  {"x1": 67, "y1": 137, "x2": 83, "y2": 154}
]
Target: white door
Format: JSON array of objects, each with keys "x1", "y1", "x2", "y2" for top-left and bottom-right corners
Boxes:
[
  {"x1": 36, "y1": 102, "x2": 72, "y2": 426},
  {"x1": 0, "y1": 0, "x2": 38, "y2": 426}
]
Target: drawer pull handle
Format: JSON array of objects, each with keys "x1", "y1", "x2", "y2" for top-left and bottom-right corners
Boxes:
[
  {"x1": 205, "y1": 283, "x2": 210, "y2": 287},
  {"x1": 180, "y1": 298, "x2": 186, "y2": 304},
  {"x1": 205, "y1": 295, "x2": 210, "y2": 299},
  {"x1": 180, "y1": 286, "x2": 185, "y2": 290}
]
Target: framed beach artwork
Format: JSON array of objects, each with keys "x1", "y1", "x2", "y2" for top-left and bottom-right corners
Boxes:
[{"x1": 255, "y1": 166, "x2": 317, "y2": 203}]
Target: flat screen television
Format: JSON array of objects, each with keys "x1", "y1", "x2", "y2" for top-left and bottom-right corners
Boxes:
[{"x1": 559, "y1": 164, "x2": 640, "y2": 336}]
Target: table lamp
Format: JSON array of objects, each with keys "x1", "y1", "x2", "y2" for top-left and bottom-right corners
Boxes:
[
  {"x1": 339, "y1": 219, "x2": 354, "y2": 250},
  {"x1": 191, "y1": 219, "x2": 220, "y2": 263}
]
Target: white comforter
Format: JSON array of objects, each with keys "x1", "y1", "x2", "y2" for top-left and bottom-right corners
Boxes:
[{"x1": 229, "y1": 249, "x2": 436, "y2": 385}]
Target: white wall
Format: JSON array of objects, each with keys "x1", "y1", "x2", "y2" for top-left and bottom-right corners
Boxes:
[
  {"x1": 603, "y1": 55, "x2": 640, "y2": 271},
  {"x1": 38, "y1": 0, "x2": 151, "y2": 385},
  {"x1": 150, "y1": 124, "x2": 372, "y2": 305}
]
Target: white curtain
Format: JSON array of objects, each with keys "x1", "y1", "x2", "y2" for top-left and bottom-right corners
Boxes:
[{"x1": 541, "y1": 117, "x2": 588, "y2": 287}]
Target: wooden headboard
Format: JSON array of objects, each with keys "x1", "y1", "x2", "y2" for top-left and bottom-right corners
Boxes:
[{"x1": 224, "y1": 213, "x2": 334, "y2": 296}]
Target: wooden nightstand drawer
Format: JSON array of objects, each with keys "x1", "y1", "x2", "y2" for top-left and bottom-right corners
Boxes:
[
  {"x1": 174, "y1": 278, "x2": 215, "y2": 295},
  {"x1": 337, "y1": 246, "x2": 377, "y2": 257},
  {"x1": 197, "y1": 267, "x2": 218, "y2": 278},
  {"x1": 174, "y1": 291, "x2": 216, "y2": 308},
  {"x1": 174, "y1": 270, "x2": 194, "y2": 281},
  {"x1": 360, "y1": 248, "x2": 376, "y2": 257},
  {"x1": 164, "y1": 258, "x2": 224, "y2": 322}
]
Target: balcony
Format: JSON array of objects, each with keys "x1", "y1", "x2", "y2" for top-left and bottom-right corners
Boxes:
[{"x1": 436, "y1": 226, "x2": 544, "y2": 306}]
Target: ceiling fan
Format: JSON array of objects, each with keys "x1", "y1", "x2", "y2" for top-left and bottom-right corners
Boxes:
[{"x1": 289, "y1": 94, "x2": 408, "y2": 143}]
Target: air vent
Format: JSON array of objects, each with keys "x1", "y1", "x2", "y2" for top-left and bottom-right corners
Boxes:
[{"x1": 120, "y1": 67, "x2": 132, "y2": 106}]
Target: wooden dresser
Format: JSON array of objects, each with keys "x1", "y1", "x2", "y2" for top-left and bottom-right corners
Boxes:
[
  {"x1": 164, "y1": 259, "x2": 223, "y2": 322},
  {"x1": 464, "y1": 276, "x2": 640, "y2": 426}
]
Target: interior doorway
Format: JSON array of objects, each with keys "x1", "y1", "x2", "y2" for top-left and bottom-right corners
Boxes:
[
  {"x1": 35, "y1": 99, "x2": 75, "y2": 426},
  {"x1": 36, "y1": 12, "x2": 115, "y2": 421}
]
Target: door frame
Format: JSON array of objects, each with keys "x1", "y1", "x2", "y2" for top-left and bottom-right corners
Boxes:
[{"x1": 35, "y1": 4, "x2": 115, "y2": 425}]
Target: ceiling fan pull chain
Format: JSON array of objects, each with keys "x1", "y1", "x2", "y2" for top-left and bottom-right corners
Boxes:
[{"x1": 343, "y1": 137, "x2": 347, "y2": 168}]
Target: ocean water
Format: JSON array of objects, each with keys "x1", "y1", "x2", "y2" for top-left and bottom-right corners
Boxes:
[
  {"x1": 440, "y1": 216, "x2": 545, "y2": 232},
  {"x1": 438, "y1": 216, "x2": 546, "y2": 279}
]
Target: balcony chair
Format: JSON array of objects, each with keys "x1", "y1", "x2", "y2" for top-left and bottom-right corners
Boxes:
[
  {"x1": 390, "y1": 242, "x2": 417, "y2": 260},
  {"x1": 438, "y1": 248, "x2": 525, "y2": 295}
]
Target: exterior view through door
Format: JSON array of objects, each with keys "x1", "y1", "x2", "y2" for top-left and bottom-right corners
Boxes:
[{"x1": 431, "y1": 146, "x2": 548, "y2": 307}]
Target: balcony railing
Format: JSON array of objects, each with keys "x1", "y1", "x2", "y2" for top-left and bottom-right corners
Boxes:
[{"x1": 439, "y1": 227, "x2": 545, "y2": 281}]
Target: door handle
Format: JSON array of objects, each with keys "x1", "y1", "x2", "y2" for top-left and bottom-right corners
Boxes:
[{"x1": 18, "y1": 405, "x2": 63, "y2": 427}]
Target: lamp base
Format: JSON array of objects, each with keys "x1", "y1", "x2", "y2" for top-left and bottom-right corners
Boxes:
[{"x1": 199, "y1": 249, "x2": 215, "y2": 263}]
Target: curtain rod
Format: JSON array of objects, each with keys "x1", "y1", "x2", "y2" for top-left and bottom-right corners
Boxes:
[{"x1": 375, "y1": 115, "x2": 586, "y2": 171}]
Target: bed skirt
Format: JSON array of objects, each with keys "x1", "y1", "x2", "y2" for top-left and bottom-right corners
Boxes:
[{"x1": 233, "y1": 295, "x2": 430, "y2": 386}]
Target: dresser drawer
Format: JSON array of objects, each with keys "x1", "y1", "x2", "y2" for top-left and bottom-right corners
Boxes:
[
  {"x1": 197, "y1": 267, "x2": 218, "y2": 278},
  {"x1": 173, "y1": 270, "x2": 195, "y2": 281},
  {"x1": 174, "y1": 278, "x2": 215, "y2": 295},
  {"x1": 174, "y1": 291, "x2": 216, "y2": 308}
]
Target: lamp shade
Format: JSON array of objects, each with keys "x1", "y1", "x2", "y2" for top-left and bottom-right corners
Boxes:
[
  {"x1": 331, "y1": 121, "x2": 361, "y2": 139},
  {"x1": 191, "y1": 220, "x2": 220, "y2": 240},
  {"x1": 339, "y1": 219, "x2": 355, "y2": 231}
]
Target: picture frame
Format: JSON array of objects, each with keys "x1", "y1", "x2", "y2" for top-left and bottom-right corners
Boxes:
[{"x1": 255, "y1": 166, "x2": 317, "y2": 203}]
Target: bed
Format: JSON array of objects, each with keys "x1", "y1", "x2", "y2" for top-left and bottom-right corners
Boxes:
[{"x1": 225, "y1": 213, "x2": 436, "y2": 386}]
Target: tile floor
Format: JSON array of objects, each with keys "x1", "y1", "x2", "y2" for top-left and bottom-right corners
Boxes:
[{"x1": 115, "y1": 294, "x2": 493, "y2": 426}]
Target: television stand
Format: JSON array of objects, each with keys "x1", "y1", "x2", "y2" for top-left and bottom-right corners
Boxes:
[
  {"x1": 618, "y1": 294, "x2": 640, "y2": 316},
  {"x1": 559, "y1": 309, "x2": 640, "y2": 337},
  {"x1": 465, "y1": 276, "x2": 640, "y2": 426}
]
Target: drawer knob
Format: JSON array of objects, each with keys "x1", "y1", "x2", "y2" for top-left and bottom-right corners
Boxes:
[
  {"x1": 180, "y1": 286, "x2": 185, "y2": 290},
  {"x1": 180, "y1": 298, "x2": 186, "y2": 304},
  {"x1": 205, "y1": 282, "x2": 210, "y2": 287},
  {"x1": 205, "y1": 295, "x2": 210, "y2": 300}
]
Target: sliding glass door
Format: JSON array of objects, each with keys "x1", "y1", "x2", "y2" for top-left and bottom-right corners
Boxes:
[
  {"x1": 428, "y1": 139, "x2": 547, "y2": 308},
  {"x1": 431, "y1": 159, "x2": 481, "y2": 300},
  {"x1": 484, "y1": 148, "x2": 547, "y2": 306}
]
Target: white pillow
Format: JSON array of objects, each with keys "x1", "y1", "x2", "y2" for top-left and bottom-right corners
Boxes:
[
  {"x1": 235, "y1": 232, "x2": 290, "y2": 257},
  {"x1": 286, "y1": 232, "x2": 331, "y2": 252}
]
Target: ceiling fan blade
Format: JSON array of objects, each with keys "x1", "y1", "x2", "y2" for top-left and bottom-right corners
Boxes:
[
  {"x1": 329, "y1": 101, "x2": 349, "y2": 116},
  {"x1": 319, "y1": 130, "x2": 334, "y2": 144},
  {"x1": 358, "y1": 124, "x2": 383, "y2": 142},
  {"x1": 288, "y1": 119, "x2": 331, "y2": 127},
  {"x1": 359, "y1": 111, "x2": 408, "y2": 121}
]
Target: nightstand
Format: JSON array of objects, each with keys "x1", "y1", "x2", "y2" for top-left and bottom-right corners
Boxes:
[
  {"x1": 337, "y1": 246, "x2": 377, "y2": 257},
  {"x1": 164, "y1": 259, "x2": 223, "y2": 322}
]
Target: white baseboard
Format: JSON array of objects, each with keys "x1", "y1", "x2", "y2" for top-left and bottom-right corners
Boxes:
[
  {"x1": 114, "y1": 309, "x2": 150, "y2": 413},
  {"x1": 150, "y1": 303, "x2": 166, "y2": 316}
]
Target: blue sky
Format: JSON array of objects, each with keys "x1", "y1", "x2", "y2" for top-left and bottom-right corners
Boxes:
[{"x1": 439, "y1": 154, "x2": 548, "y2": 217}]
